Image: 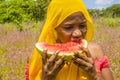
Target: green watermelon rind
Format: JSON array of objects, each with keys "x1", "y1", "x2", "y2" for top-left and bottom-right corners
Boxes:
[
  {"x1": 35, "y1": 43, "x2": 79, "y2": 61},
  {"x1": 35, "y1": 39, "x2": 87, "y2": 61}
]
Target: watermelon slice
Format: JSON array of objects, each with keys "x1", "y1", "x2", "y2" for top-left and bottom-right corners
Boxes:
[{"x1": 35, "y1": 39, "x2": 87, "y2": 60}]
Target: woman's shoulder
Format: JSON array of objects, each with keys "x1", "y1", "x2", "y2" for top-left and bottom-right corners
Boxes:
[{"x1": 87, "y1": 42, "x2": 105, "y2": 59}]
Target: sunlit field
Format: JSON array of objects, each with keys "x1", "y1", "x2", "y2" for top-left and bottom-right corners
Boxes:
[{"x1": 0, "y1": 17, "x2": 120, "y2": 80}]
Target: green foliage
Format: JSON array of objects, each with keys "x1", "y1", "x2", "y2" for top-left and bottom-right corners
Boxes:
[
  {"x1": 105, "y1": 4, "x2": 120, "y2": 17},
  {"x1": 0, "y1": 0, "x2": 50, "y2": 31},
  {"x1": 0, "y1": 48, "x2": 6, "y2": 55},
  {"x1": 0, "y1": 18, "x2": 120, "y2": 79},
  {"x1": 104, "y1": 18, "x2": 115, "y2": 27},
  {"x1": 88, "y1": 4, "x2": 120, "y2": 18},
  {"x1": 36, "y1": 0, "x2": 51, "y2": 21},
  {"x1": 88, "y1": 9, "x2": 104, "y2": 18},
  {"x1": 0, "y1": 0, "x2": 50, "y2": 24}
]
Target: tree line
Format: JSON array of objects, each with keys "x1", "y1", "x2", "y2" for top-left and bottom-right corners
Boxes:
[
  {"x1": 0, "y1": 0, "x2": 51, "y2": 24},
  {"x1": 0, "y1": 0, "x2": 120, "y2": 24},
  {"x1": 88, "y1": 4, "x2": 120, "y2": 18}
]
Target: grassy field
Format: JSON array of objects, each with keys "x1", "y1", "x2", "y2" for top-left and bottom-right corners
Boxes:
[{"x1": 0, "y1": 17, "x2": 120, "y2": 80}]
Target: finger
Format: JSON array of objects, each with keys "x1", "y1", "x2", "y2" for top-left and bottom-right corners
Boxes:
[
  {"x1": 48, "y1": 59, "x2": 65, "y2": 76},
  {"x1": 74, "y1": 52, "x2": 88, "y2": 61},
  {"x1": 72, "y1": 56, "x2": 90, "y2": 67},
  {"x1": 85, "y1": 49, "x2": 92, "y2": 58},
  {"x1": 74, "y1": 52, "x2": 93, "y2": 64},
  {"x1": 73, "y1": 59, "x2": 92, "y2": 71},
  {"x1": 46, "y1": 50, "x2": 60, "y2": 67},
  {"x1": 74, "y1": 61, "x2": 92, "y2": 71},
  {"x1": 79, "y1": 45, "x2": 92, "y2": 57},
  {"x1": 73, "y1": 60, "x2": 86, "y2": 68},
  {"x1": 42, "y1": 48, "x2": 48, "y2": 65},
  {"x1": 52, "y1": 56, "x2": 65, "y2": 73},
  {"x1": 56, "y1": 60, "x2": 65, "y2": 72},
  {"x1": 74, "y1": 51, "x2": 84, "y2": 58},
  {"x1": 55, "y1": 59, "x2": 65, "y2": 73}
]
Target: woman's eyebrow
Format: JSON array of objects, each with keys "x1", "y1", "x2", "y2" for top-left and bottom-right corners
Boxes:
[
  {"x1": 64, "y1": 19, "x2": 86, "y2": 25},
  {"x1": 81, "y1": 19, "x2": 86, "y2": 23},
  {"x1": 64, "y1": 22, "x2": 74, "y2": 25}
]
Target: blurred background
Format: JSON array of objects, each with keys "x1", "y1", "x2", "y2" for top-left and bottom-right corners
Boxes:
[{"x1": 0, "y1": 0, "x2": 120, "y2": 80}]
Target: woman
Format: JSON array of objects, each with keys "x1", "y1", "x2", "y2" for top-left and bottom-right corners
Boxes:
[{"x1": 27, "y1": 0, "x2": 114, "y2": 80}]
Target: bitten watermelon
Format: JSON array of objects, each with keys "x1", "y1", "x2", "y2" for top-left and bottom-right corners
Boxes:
[{"x1": 35, "y1": 39, "x2": 87, "y2": 60}]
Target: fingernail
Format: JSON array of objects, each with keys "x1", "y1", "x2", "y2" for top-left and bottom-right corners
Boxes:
[
  {"x1": 74, "y1": 51, "x2": 78, "y2": 55},
  {"x1": 56, "y1": 50, "x2": 60, "y2": 54},
  {"x1": 78, "y1": 45, "x2": 82, "y2": 47},
  {"x1": 78, "y1": 45, "x2": 84, "y2": 49},
  {"x1": 45, "y1": 48, "x2": 48, "y2": 51},
  {"x1": 62, "y1": 55, "x2": 65, "y2": 58},
  {"x1": 72, "y1": 55, "x2": 75, "y2": 58},
  {"x1": 56, "y1": 50, "x2": 60, "y2": 53},
  {"x1": 78, "y1": 51, "x2": 82, "y2": 53}
]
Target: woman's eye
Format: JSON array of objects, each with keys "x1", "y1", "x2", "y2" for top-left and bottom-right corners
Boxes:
[
  {"x1": 79, "y1": 24, "x2": 86, "y2": 29},
  {"x1": 64, "y1": 26, "x2": 73, "y2": 30}
]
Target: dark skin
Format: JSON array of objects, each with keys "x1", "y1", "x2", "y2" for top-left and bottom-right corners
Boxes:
[
  {"x1": 41, "y1": 12, "x2": 114, "y2": 80},
  {"x1": 42, "y1": 50, "x2": 65, "y2": 80}
]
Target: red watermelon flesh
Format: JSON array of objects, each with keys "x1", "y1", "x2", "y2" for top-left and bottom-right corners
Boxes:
[{"x1": 35, "y1": 39, "x2": 87, "y2": 57}]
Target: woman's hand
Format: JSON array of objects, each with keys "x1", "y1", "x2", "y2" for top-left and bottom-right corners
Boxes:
[
  {"x1": 72, "y1": 46, "x2": 98, "y2": 79},
  {"x1": 42, "y1": 49, "x2": 65, "y2": 80}
]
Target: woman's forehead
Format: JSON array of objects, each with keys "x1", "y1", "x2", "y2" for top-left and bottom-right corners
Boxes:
[{"x1": 64, "y1": 12, "x2": 86, "y2": 22}]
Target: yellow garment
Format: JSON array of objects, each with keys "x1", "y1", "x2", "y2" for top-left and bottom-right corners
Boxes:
[{"x1": 29, "y1": 0, "x2": 94, "y2": 80}]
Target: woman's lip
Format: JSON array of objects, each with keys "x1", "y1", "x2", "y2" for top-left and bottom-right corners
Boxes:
[
  {"x1": 71, "y1": 39, "x2": 82, "y2": 41},
  {"x1": 71, "y1": 39, "x2": 82, "y2": 42}
]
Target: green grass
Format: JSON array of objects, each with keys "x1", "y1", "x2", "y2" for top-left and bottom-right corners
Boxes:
[{"x1": 0, "y1": 17, "x2": 120, "y2": 79}]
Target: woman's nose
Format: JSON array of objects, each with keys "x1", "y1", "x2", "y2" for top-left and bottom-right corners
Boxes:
[{"x1": 72, "y1": 29, "x2": 82, "y2": 38}]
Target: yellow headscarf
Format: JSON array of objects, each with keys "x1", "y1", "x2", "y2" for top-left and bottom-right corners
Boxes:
[{"x1": 29, "y1": 0, "x2": 94, "y2": 80}]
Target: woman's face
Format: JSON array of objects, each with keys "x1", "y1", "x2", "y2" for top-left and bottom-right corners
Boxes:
[{"x1": 56, "y1": 12, "x2": 87, "y2": 43}]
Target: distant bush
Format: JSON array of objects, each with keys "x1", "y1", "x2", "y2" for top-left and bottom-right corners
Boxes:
[
  {"x1": 104, "y1": 18, "x2": 115, "y2": 27},
  {"x1": 88, "y1": 4, "x2": 120, "y2": 18},
  {"x1": 0, "y1": 0, "x2": 50, "y2": 31},
  {"x1": 105, "y1": 4, "x2": 120, "y2": 17},
  {"x1": 0, "y1": 0, "x2": 50, "y2": 24}
]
